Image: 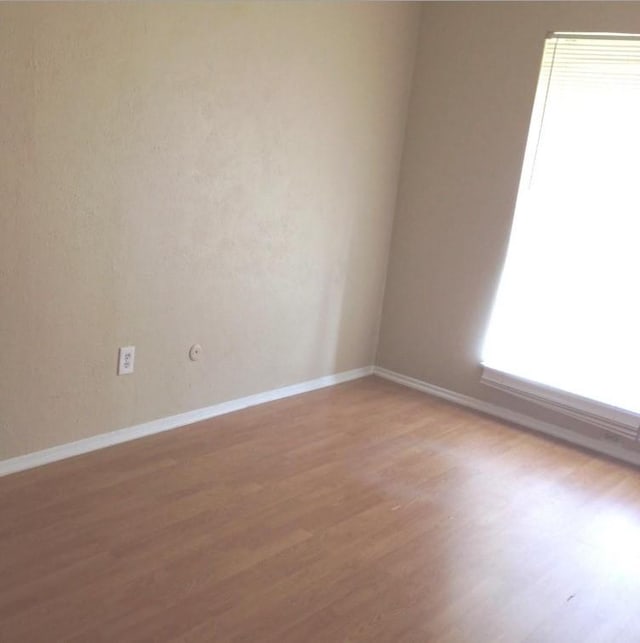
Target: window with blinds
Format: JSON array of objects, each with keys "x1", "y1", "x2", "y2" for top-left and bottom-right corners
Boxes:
[{"x1": 481, "y1": 33, "x2": 640, "y2": 439}]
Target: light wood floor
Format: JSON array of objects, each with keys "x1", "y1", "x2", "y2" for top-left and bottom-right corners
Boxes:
[{"x1": 2, "y1": 377, "x2": 640, "y2": 642}]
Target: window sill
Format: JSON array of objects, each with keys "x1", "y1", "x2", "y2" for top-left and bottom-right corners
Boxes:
[{"x1": 480, "y1": 366, "x2": 640, "y2": 440}]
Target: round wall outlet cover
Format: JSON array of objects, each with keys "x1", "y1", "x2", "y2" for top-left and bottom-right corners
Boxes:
[{"x1": 189, "y1": 344, "x2": 202, "y2": 361}]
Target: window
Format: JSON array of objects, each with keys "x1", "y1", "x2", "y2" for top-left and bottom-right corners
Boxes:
[{"x1": 481, "y1": 33, "x2": 640, "y2": 438}]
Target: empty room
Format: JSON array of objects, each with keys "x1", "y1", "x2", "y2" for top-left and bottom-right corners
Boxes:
[{"x1": 2, "y1": 2, "x2": 640, "y2": 641}]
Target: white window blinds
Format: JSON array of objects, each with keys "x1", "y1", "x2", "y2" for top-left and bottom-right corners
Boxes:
[{"x1": 481, "y1": 33, "x2": 640, "y2": 437}]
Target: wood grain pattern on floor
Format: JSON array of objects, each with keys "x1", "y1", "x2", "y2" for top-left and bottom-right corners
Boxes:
[{"x1": 1, "y1": 376, "x2": 640, "y2": 642}]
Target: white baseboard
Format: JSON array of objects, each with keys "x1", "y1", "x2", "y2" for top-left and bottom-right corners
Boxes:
[
  {"x1": 7, "y1": 364, "x2": 637, "y2": 477},
  {"x1": 373, "y1": 366, "x2": 640, "y2": 469},
  {"x1": 0, "y1": 366, "x2": 373, "y2": 477}
]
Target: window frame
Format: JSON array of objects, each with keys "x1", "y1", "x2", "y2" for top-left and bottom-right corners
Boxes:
[{"x1": 480, "y1": 32, "x2": 640, "y2": 440}]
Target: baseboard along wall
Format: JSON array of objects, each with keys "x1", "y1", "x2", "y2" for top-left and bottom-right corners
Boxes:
[
  {"x1": 3, "y1": 364, "x2": 638, "y2": 477},
  {"x1": 373, "y1": 367, "x2": 640, "y2": 469},
  {"x1": 0, "y1": 366, "x2": 373, "y2": 477}
]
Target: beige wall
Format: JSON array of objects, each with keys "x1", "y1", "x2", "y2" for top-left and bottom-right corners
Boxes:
[
  {"x1": 378, "y1": 1, "x2": 640, "y2": 450},
  {"x1": 0, "y1": 2, "x2": 421, "y2": 459}
]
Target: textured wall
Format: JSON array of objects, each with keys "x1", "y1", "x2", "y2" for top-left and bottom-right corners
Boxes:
[
  {"x1": 377, "y1": 1, "x2": 640, "y2": 451},
  {"x1": 0, "y1": 2, "x2": 421, "y2": 459}
]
